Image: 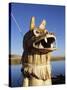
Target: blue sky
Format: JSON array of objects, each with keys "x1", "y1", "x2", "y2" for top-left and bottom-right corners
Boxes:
[{"x1": 10, "y1": 3, "x2": 65, "y2": 56}]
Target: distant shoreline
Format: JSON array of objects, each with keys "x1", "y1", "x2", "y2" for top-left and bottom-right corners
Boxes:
[{"x1": 9, "y1": 55, "x2": 65, "y2": 65}]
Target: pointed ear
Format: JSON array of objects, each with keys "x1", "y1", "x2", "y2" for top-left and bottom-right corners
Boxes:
[
  {"x1": 30, "y1": 16, "x2": 35, "y2": 30},
  {"x1": 39, "y1": 20, "x2": 46, "y2": 30}
]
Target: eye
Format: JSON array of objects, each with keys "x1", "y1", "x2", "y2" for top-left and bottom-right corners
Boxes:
[{"x1": 33, "y1": 29, "x2": 40, "y2": 37}]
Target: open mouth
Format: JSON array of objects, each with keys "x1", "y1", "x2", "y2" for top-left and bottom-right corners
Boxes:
[{"x1": 33, "y1": 34, "x2": 56, "y2": 52}]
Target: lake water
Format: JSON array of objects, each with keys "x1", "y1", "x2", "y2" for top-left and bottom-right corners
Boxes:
[{"x1": 10, "y1": 60, "x2": 65, "y2": 87}]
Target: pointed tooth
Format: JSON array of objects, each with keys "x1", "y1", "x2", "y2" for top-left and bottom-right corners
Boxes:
[
  {"x1": 51, "y1": 43, "x2": 53, "y2": 48},
  {"x1": 39, "y1": 43, "x2": 44, "y2": 48},
  {"x1": 44, "y1": 37, "x2": 47, "y2": 43}
]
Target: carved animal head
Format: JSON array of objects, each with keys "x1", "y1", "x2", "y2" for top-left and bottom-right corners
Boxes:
[{"x1": 23, "y1": 17, "x2": 56, "y2": 54}]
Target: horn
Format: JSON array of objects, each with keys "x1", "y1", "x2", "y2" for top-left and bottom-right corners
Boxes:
[
  {"x1": 39, "y1": 20, "x2": 46, "y2": 30},
  {"x1": 30, "y1": 16, "x2": 35, "y2": 30}
]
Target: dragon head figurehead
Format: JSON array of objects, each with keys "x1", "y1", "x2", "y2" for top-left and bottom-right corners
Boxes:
[{"x1": 23, "y1": 17, "x2": 56, "y2": 54}]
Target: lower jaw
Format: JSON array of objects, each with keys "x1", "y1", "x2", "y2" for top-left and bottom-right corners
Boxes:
[
  {"x1": 33, "y1": 42, "x2": 56, "y2": 54},
  {"x1": 32, "y1": 47, "x2": 56, "y2": 54}
]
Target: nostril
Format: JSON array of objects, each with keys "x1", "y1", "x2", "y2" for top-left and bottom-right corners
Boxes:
[
  {"x1": 51, "y1": 33, "x2": 53, "y2": 35},
  {"x1": 46, "y1": 31, "x2": 48, "y2": 34},
  {"x1": 50, "y1": 32, "x2": 55, "y2": 35}
]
